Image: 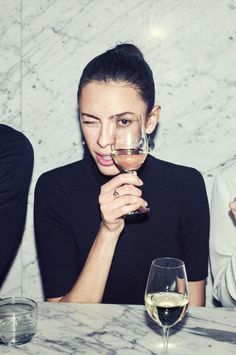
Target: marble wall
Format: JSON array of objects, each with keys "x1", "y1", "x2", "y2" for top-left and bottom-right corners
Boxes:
[{"x1": 0, "y1": 0, "x2": 236, "y2": 304}]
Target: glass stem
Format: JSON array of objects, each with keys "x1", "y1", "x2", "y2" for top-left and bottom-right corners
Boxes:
[{"x1": 162, "y1": 327, "x2": 169, "y2": 355}]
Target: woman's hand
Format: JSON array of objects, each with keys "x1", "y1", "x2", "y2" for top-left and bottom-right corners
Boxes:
[
  {"x1": 229, "y1": 197, "x2": 236, "y2": 219},
  {"x1": 99, "y1": 173, "x2": 148, "y2": 233}
]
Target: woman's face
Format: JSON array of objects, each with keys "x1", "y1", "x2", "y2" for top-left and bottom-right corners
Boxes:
[{"x1": 79, "y1": 81, "x2": 155, "y2": 176}]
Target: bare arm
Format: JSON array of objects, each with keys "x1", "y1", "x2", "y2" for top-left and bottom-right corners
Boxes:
[
  {"x1": 188, "y1": 280, "x2": 206, "y2": 307},
  {"x1": 50, "y1": 225, "x2": 120, "y2": 303},
  {"x1": 48, "y1": 173, "x2": 147, "y2": 303}
]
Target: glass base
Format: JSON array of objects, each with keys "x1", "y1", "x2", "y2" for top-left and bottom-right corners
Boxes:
[{"x1": 0, "y1": 333, "x2": 34, "y2": 346}]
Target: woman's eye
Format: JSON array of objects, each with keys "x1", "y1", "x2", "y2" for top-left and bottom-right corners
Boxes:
[
  {"x1": 82, "y1": 121, "x2": 98, "y2": 126},
  {"x1": 118, "y1": 118, "x2": 130, "y2": 127}
]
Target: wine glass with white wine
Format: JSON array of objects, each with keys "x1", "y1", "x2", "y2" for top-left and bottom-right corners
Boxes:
[
  {"x1": 145, "y1": 257, "x2": 189, "y2": 355},
  {"x1": 111, "y1": 112, "x2": 149, "y2": 214}
]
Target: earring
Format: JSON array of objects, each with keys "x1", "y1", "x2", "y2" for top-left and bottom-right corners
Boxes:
[{"x1": 147, "y1": 135, "x2": 155, "y2": 152}]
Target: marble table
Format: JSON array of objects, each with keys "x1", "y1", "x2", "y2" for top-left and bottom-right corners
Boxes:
[{"x1": 0, "y1": 303, "x2": 235, "y2": 354}]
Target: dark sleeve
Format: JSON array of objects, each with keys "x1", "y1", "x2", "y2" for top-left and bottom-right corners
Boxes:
[
  {"x1": 0, "y1": 126, "x2": 33, "y2": 284},
  {"x1": 34, "y1": 173, "x2": 79, "y2": 299},
  {"x1": 179, "y1": 169, "x2": 210, "y2": 281}
]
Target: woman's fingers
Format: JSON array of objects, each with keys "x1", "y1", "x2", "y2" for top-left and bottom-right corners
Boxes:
[
  {"x1": 115, "y1": 184, "x2": 142, "y2": 197},
  {"x1": 100, "y1": 184, "x2": 142, "y2": 204},
  {"x1": 102, "y1": 173, "x2": 143, "y2": 192},
  {"x1": 99, "y1": 173, "x2": 147, "y2": 227},
  {"x1": 229, "y1": 197, "x2": 236, "y2": 219},
  {"x1": 99, "y1": 173, "x2": 143, "y2": 205},
  {"x1": 101, "y1": 194, "x2": 148, "y2": 222}
]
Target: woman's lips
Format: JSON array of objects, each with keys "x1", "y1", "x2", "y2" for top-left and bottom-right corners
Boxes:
[{"x1": 96, "y1": 153, "x2": 114, "y2": 167}]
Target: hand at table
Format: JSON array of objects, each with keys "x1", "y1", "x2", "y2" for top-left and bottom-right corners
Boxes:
[{"x1": 229, "y1": 197, "x2": 236, "y2": 219}]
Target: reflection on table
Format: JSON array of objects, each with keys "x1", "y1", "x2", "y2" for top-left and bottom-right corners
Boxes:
[{"x1": 0, "y1": 302, "x2": 235, "y2": 354}]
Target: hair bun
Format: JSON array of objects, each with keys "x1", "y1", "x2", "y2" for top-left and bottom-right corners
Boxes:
[
  {"x1": 78, "y1": 42, "x2": 155, "y2": 114},
  {"x1": 113, "y1": 43, "x2": 144, "y2": 60}
]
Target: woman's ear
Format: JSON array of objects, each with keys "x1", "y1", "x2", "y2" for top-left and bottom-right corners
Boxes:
[{"x1": 145, "y1": 105, "x2": 161, "y2": 134}]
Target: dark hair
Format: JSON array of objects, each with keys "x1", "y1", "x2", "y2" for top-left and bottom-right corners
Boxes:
[{"x1": 77, "y1": 43, "x2": 155, "y2": 114}]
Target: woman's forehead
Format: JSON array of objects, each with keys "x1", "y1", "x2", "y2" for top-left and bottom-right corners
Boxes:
[
  {"x1": 80, "y1": 80, "x2": 137, "y2": 95},
  {"x1": 79, "y1": 81, "x2": 147, "y2": 117}
]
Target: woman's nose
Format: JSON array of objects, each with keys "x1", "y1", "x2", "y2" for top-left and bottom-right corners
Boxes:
[{"x1": 97, "y1": 125, "x2": 113, "y2": 148}]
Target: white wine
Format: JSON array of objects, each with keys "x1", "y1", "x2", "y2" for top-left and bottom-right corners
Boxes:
[
  {"x1": 145, "y1": 292, "x2": 189, "y2": 328},
  {"x1": 111, "y1": 148, "x2": 147, "y2": 172}
]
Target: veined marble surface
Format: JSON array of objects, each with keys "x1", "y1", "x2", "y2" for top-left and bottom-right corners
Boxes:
[
  {"x1": 0, "y1": 303, "x2": 236, "y2": 354},
  {"x1": 0, "y1": 0, "x2": 236, "y2": 302},
  {"x1": 0, "y1": 0, "x2": 21, "y2": 128}
]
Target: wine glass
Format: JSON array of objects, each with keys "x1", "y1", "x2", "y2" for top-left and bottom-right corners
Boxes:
[
  {"x1": 145, "y1": 257, "x2": 189, "y2": 355},
  {"x1": 111, "y1": 112, "x2": 149, "y2": 214}
]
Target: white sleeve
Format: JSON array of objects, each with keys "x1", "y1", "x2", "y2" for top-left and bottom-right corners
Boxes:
[{"x1": 210, "y1": 165, "x2": 236, "y2": 306}]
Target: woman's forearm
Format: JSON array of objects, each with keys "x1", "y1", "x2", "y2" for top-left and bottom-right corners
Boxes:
[
  {"x1": 47, "y1": 173, "x2": 144, "y2": 304},
  {"x1": 49, "y1": 223, "x2": 121, "y2": 303}
]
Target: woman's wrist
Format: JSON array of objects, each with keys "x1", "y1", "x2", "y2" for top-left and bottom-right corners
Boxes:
[{"x1": 99, "y1": 220, "x2": 124, "y2": 240}]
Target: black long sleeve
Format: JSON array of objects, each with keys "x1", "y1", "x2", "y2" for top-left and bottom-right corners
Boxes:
[{"x1": 0, "y1": 124, "x2": 34, "y2": 285}]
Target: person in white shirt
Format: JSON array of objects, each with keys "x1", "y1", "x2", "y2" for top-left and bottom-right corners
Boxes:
[{"x1": 210, "y1": 162, "x2": 236, "y2": 306}]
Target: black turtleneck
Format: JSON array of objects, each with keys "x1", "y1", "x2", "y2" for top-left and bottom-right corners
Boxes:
[{"x1": 34, "y1": 154, "x2": 209, "y2": 304}]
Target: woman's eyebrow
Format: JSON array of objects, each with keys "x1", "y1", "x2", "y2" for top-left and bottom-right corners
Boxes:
[
  {"x1": 114, "y1": 111, "x2": 135, "y2": 117},
  {"x1": 80, "y1": 112, "x2": 100, "y2": 119},
  {"x1": 80, "y1": 111, "x2": 135, "y2": 120}
]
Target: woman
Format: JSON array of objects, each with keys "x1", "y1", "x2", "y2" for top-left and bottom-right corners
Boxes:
[
  {"x1": 210, "y1": 162, "x2": 236, "y2": 306},
  {"x1": 34, "y1": 43, "x2": 209, "y2": 306}
]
